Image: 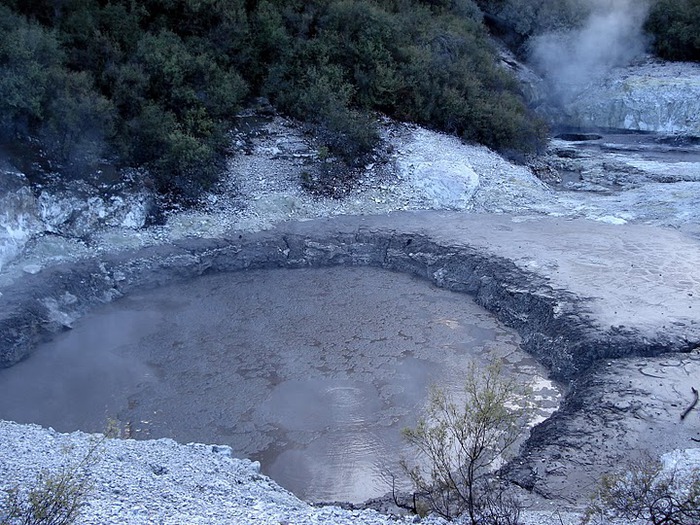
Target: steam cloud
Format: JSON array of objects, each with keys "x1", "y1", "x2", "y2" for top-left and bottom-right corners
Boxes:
[{"x1": 530, "y1": 0, "x2": 651, "y2": 103}]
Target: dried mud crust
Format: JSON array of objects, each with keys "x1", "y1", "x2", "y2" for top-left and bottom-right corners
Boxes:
[
  {"x1": 0, "y1": 213, "x2": 699, "y2": 518},
  {"x1": 506, "y1": 350, "x2": 700, "y2": 503}
]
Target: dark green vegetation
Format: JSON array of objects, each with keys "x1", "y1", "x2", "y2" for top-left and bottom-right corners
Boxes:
[
  {"x1": 646, "y1": 0, "x2": 700, "y2": 61},
  {"x1": 0, "y1": 0, "x2": 547, "y2": 202},
  {"x1": 2, "y1": 1, "x2": 696, "y2": 204},
  {"x1": 479, "y1": 0, "x2": 700, "y2": 63},
  {"x1": 475, "y1": 0, "x2": 588, "y2": 51}
]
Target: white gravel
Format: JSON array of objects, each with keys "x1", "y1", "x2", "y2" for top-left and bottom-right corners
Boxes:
[
  {"x1": 5, "y1": 114, "x2": 699, "y2": 283},
  {"x1": 0, "y1": 420, "x2": 432, "y2": 524},
  {"x1": 0, "y1": 420, "x2": 589, "y2": 525},
  {"x1": 88, "y1": 118, "x2": 563, "y2": 251},
  {"x1": 2, "y1": 117, "x2": 699, "y2": 524}
]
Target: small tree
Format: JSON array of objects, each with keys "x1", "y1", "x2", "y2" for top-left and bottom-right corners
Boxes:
[
  {"x1": 584, "y1": 453, "x2": 700, "y2": 525},
  {"x1": 402, "y1": 360, "x2": 531, "y2": 523}
]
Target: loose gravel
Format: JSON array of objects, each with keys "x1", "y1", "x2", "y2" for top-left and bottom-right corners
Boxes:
[
  {"x1": 0, "y1": 420, "x2": 433, "y2": 524},
  {"x1": 0, "y1": 420, "x2": 587, "y2": 525},
  {"x1": 2, "y1": 117, "x2": 698, "y2": 524}
]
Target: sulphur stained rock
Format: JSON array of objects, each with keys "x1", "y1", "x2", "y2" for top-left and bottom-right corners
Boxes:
[
  {"x1": 0, "y1": 170, "x2": 42, "y2": 272},
  {"x1": 562, "y1": 58, "x2": 700, "y2": 134}
]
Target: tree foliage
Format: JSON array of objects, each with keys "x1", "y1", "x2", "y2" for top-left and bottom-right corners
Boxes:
[
  {"x1": 401, "y1": 360, "x2": 530, "y2": 523},
  {"x1": 478, "y1": 0, "x2": 700, "y2": 64},
  {"x1": 475, "y1": 0, "x2": 589, "y2": 48},
  {"x1": 0, "y1": 0, "x2": 547, "y2": 202},
  {"x1": 645, "y1": 0, "x2": 700, "y2": 62}
]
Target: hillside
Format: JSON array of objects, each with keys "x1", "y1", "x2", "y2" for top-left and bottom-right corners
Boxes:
[{"x1": 0, "y1": 0, "x2": 546, "y2": 203}]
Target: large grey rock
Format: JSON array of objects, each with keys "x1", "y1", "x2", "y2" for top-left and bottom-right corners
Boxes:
[
  {"x1": 38, "y1": 182, "x2": 153, "y2": 238},
  {"x1": 561, "y1": 59, "x2": 700, "y2": 134},
  {"x1": 0, "y1": 170, "x2": 41, "y2": 272}
]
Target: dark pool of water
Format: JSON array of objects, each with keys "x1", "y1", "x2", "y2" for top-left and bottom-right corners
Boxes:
[{"x1": 0, "y1": 267, "x2": 561, "y2": 502}]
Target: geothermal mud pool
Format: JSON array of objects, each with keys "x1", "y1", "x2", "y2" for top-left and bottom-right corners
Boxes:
[{"x1": 0, "y1": 266, "x2": 561, "y2": 503}]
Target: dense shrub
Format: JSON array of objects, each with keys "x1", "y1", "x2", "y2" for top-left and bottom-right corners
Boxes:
[
  {"x1": 0, "y1": 6, "x2": 114, "y2": 171},
  {"x1": 479, "y1": 0, "x2": 700, "y2": 64},
  {"x1": 0, "y1": 0, "x2": 547, "y2": 203},
  {"x1": 263, "y1": 0, "x2": 546, "y2": 159},
  {"x1": 645, "y1": 0, "x2": 700, "y2": 61},
  {"x1": 475, "y1": 0, "x2": 589, "y2": 45}
]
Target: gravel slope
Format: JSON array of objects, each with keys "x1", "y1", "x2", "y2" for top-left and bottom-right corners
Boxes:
[
  {"x1": 0, "y1": 420, "x2": 435, "y2": 525},
  {"x1": 0, "y1": 420, "x2": 590, "y2": 525}
]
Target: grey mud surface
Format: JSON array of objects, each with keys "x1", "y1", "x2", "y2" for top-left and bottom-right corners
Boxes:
[
  {"x1": 507, "y1": 350, "x2": 700, "y2": 503},
  {"x1": 1, "y1": 210, "x2": 699, "y2": 506},
  {"x1": 0, "y1": 266, "x2": 560, "y2": 503}
]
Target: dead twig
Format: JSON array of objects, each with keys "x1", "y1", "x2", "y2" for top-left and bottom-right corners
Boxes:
[{"x1": 680, "y1": 387, "x2": 699, "y2": 420}]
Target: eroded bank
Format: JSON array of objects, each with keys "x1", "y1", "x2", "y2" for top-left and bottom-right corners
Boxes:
[
  {"x1": 2, "y1": 211, "x2": 698, "y2": 379},
  {"x1": 1, "y1": 211, "x2": 699, "y2": 504}
]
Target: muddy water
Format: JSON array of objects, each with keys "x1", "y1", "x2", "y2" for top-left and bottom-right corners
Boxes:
[
  {"x1": 552, "y1": 131, "x2": 700, "y2": 190},
  {"x1": 0, "y1": 267, "x2": 561, "y2": 503}
]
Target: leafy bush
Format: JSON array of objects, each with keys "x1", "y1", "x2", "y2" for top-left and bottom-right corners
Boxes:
[
  {"x1": 479, "y1": 0, "x2": 700, "y2": 64},
  {"x1": 265, "y1": 0, "x2": 546, "y2": 158},
  {"x1": 645, "y1": 0, "x2": 700, "y2": 62},
  {"x1": 0, "y1": 0, "x2": 547, "y2": 203},
  {"x1": 401, "y1": 361, "x2": 531, "y2": 523},
  {"x1": 0, "y1": 6, "x2": 115, "y2": 173},
  {"x1": 475, "y1": 0, "x2": 589, "y2": 42},
  {"x1": 1, "y1": 469, "x2": 88, "y2": 525},
  {"x1": 584, "y1": 453, "x2": 700, "y2": 525}
]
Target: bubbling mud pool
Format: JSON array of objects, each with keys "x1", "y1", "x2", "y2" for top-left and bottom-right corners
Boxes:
[{"x1": 0, "y1": 267, "x2": 562, "y2": 503}]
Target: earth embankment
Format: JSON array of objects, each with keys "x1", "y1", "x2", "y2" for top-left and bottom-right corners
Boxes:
[{"x1": 2, "y1": 212, "x2": 698, "y2": 380}]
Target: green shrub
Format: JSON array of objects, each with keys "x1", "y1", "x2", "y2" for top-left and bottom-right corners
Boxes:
[
  {"x1": 475, "y1": 0, "x2": 589, "y2": 39},
  {"x1": 646, "y1": 0, "x2": 700, "y2": 62},
  {"x1": 401, "y1": 360, "x2": 531, "y2": 523},
  {"x1": 0, "y1": 0, "x2": 548, "y2": 202},
  {"x1": 265, "y1": 0, "x2": 546, "y2": 158},
  {"x1": 0, "y1": 8, "x2": 64, "y2": 136},
  {"x1": 39, "y1": 71, "x2": 115, "y2": 166},
  {"x1": 584, "y1": 453, "x2": 700, "y2": 525}
]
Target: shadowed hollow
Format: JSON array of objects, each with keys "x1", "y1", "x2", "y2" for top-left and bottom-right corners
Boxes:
[{"x1": 0, "y1": 266, "x2": 561, "y2": 503}]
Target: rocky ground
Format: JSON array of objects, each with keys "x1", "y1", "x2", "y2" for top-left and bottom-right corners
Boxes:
[
  {"x1": 561, "y1": 57, "x2": 700, "y2": 135},
  {"x1": 2, "y1": 58, "x2": 700, "y2": 524},
  {"x1": 1, "y1": 418, "x2": 595, "y2": 525},
  {"x1": 0, "y1": 419, "x2": 444, "y2": 525},
  {"x1": 4, "y1": 114, "x2": 700, "y2": 284}
]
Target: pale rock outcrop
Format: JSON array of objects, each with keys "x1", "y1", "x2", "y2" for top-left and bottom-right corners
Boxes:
[{"x1": 561, "y1": 58, "x2": 700, "y2": 134}]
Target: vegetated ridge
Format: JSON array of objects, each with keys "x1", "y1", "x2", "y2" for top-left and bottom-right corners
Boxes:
[{"x1": 0, "y1": 0, "x2": 697, "y2": 204}]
